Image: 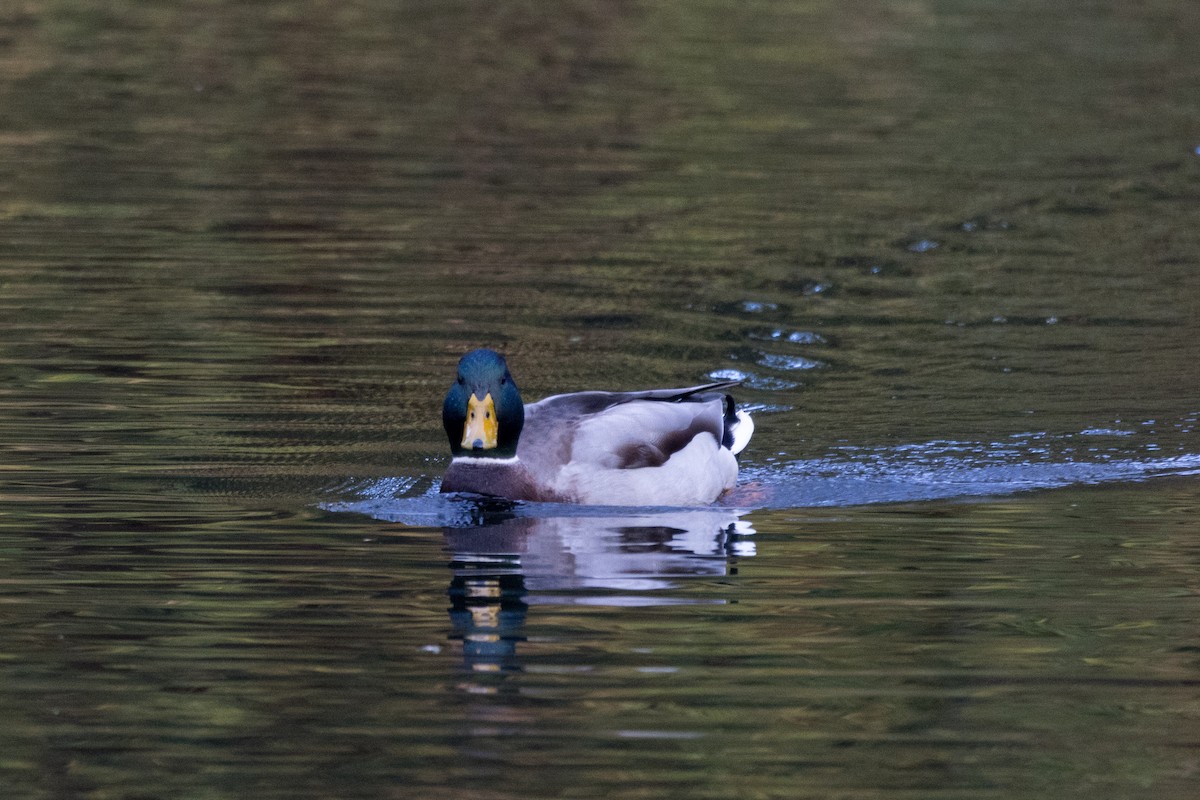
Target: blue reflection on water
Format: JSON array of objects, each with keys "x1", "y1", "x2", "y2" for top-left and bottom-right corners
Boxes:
[
  {"x1": 327, "y1": 498, "x2": 756, "y2": 672},
  {"x1": 332, "y1": 416, "x2": 1200, "y2": 516},
  {"x1": 324, "y1": 417, "x2": 1199, "y2": 676},
  {"x1": 329, "y1": 495, "x2": 754, "y2": 592}
]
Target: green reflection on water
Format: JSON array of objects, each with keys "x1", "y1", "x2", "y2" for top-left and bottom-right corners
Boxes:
[
  {"x1": 2, "y1": 0, "x2": 1199, "y2": 798},
  {"x1": 2, "y1": 484, "x2": 1198, "y2": 798}
]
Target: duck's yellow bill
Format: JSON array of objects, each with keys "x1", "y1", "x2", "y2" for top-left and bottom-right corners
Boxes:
[{"x1": 461, "y1": 392, "x2": 498, "y2": 450}]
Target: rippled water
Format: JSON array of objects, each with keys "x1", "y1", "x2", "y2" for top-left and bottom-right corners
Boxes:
[{"x1": 3, "y1": 1, "x2": 1199, "y2": 798}]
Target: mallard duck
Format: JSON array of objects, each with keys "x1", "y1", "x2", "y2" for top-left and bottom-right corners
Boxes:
[{"x1": 440, "y1": 348, "x2": 753, "y2": 506}]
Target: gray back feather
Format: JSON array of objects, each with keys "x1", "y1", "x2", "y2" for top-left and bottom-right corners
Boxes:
[{"x1": 518, "y1": 382, "x2": 739, "y2": 481}]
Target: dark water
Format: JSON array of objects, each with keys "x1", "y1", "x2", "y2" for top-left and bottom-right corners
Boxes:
[{"x1": 3, "y1": 1, "x2": 1199, "y2": 797}]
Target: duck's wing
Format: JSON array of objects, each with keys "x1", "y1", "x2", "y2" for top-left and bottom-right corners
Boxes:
[
  {"x1": 519, "y1": 381, "x2": 745, "y2": 475},
  {"x1": 602, "y1": 379, "x2": 744, "y2": 404},
  {"x1": 526, "y1": 380, "x2": 742, "y2": 418}
]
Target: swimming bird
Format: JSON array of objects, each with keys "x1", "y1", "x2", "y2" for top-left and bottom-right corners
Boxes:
[{"x1": 441, "y1": 348, "x2": 753, "y2": 506}]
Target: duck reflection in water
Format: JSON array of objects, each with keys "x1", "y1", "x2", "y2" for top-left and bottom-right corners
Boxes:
[{"x1": 443, "y1": 506, "x2": 755, "y2": 674}]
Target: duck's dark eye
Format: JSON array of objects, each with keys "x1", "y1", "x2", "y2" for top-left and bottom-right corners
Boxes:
[
  {"x1": 500, "y1": 377, "x2": 507, "y2": 385},
  {"x1": 457, "y1": 376, "x2": 465, "y2": 385}
]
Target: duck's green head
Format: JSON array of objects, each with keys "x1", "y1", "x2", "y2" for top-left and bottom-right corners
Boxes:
[{"x1": 443, "y1": 348, "x2": 524, "y2": 458}]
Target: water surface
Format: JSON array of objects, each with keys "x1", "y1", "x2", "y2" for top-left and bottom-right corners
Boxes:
[{"x1": 2, "y1": 1, "x2": 1199, "y2": 798}]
